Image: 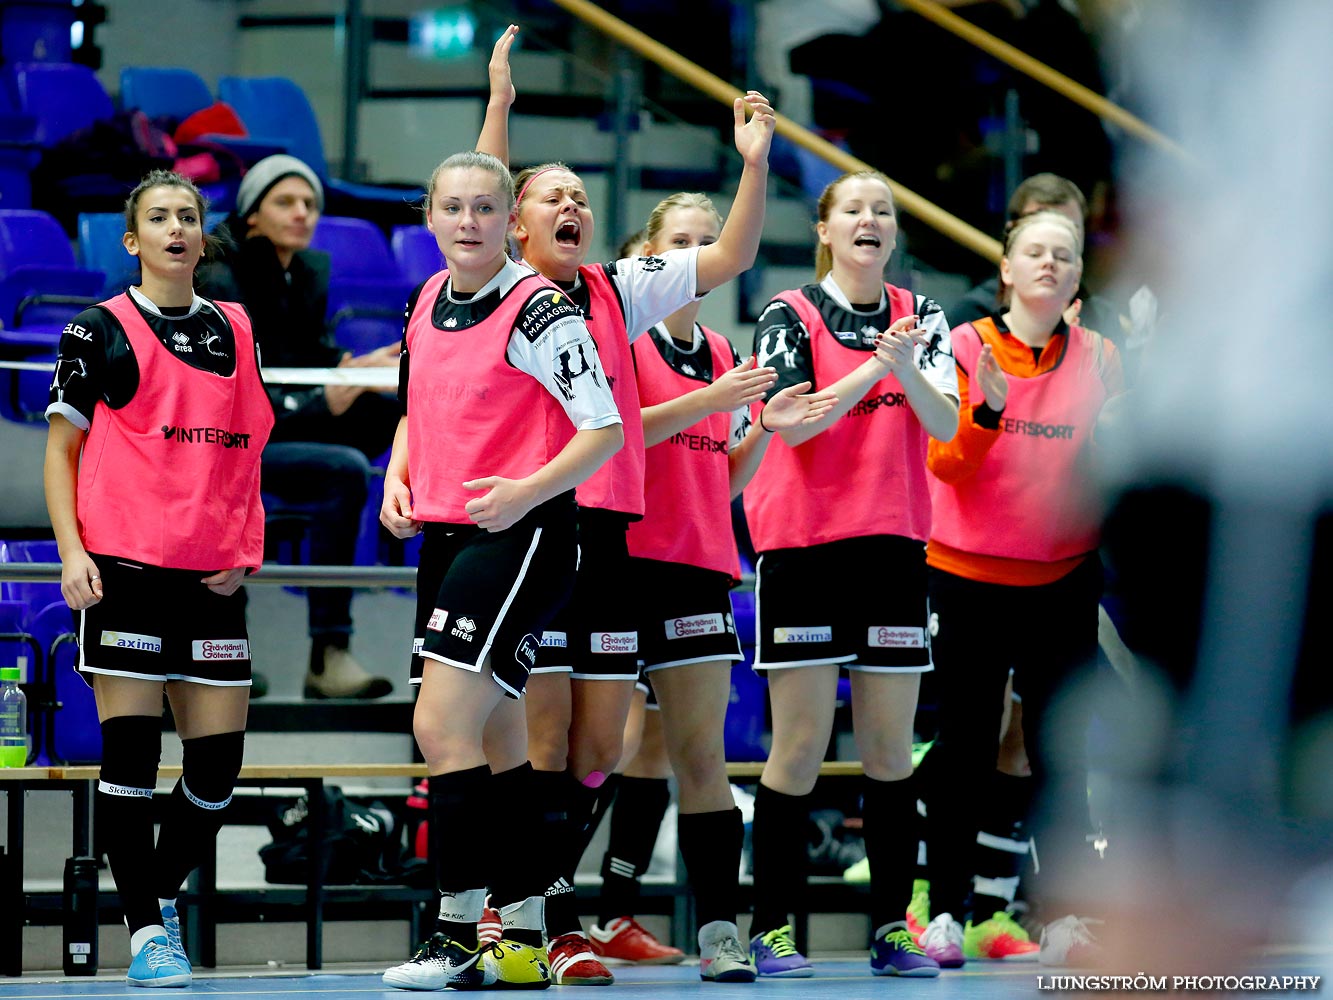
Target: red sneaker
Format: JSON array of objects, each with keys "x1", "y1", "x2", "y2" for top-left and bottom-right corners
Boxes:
[
  {"x1": 478, "y1": 905, "x2": 503, "y2": 946},
  {"x1": 588, "y1": 917, "x2": 685, "y2": 965},
  {"x1": 548, "y1": 931, "x2": 615, "y2": 985}
]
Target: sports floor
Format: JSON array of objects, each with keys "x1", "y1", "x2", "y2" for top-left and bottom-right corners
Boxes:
[{"x1": 3, "y1": 949, "x2": 1328, "y2": 999}]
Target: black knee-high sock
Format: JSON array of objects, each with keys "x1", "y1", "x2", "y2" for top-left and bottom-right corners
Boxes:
[
  {"x1": 583, "y1": 772, "x2": 620, "y2": 854},
  {"x1": 913, "y1": 744, "x2": 937, "y2": 879},
  {"x1": 971, "y1": 771, "x2": 1034, "y2": 917},
  {"x1": 154, "y1": 730, "x2": 244, "y2": 901},
  {"x1": 599, "y1": 776, "x2": 671, "y2": 925},
  {"x1": 678, "y1": 808, "x2": 743, "y2": 929},
  {"x1": 430, "y1": 765, "x2": 493, "y2": 947},
  {"x1": 532, "y1": 769, "x2": 595, "y2": 938},
  {"x1": 97, "y1": 716, "x2": 163, "y2": 937},
  {"x1": 862, "y1": 775, "x2": 918, "y2": 932},
  {"x1": 488, "y1": 762, "x2": 544, "y2": 908},
  {"x1": 750, "y1": 783, "x2": 809, "y2": 936}
]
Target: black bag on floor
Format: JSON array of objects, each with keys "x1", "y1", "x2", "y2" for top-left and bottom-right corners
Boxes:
[{"x1": 258, "y1": 786, "x2": 429, "y2": 887}]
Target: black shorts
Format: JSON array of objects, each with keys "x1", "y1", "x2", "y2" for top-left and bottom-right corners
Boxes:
[
  {"x1": 630, "y1": 558, "x2": 743, "y2": 672},
  {"x1": 533, "y1": 510, "x2": 640, "y2": 682},
  {"x1": 411, "y1": 495, "x2": 577, "y2": 698},
  {"x1": 633, "y1": 664, "x2": 660, "y2": 710},
  {"x1": 75, "y1": 554, "x2": 252, "y2": 688},
  {"x1": 754, "y1": 535, "x2": 933, "y2": 673}
]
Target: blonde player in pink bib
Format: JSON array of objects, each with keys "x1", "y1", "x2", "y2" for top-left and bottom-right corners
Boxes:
[
  {"x1": 503, "y1": 89, "x2": 776, "y2": 985},
  {"x1": 743, "y1": 169, "x2": 959, "y2": 979},
  {"x1": 924, "y1": 211, "x2": 1123, "y2": 968},
  {"x1": 379, "y1": 148, "x2": 623, "y2": 991},
  {"x1": 603, "y1": 192, "x2": 835, "y2": 979}
]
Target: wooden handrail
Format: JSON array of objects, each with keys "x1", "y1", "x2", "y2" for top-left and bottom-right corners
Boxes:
[
  {"x1": 897, "y1": 0, "x2": 1192, "y2": 163},
  {"x1": 548, "y1": 0, "x2": 1003, "y2": 264}
]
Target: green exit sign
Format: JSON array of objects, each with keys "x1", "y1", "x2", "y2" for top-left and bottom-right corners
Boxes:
[{"x1": 410, "y1": 7, "x2": 478, "y2": 60}]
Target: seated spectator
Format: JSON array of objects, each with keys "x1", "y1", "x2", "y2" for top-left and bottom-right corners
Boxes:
[{"x1": 200, "y1": 155, "x2": 398, "y2": 699}]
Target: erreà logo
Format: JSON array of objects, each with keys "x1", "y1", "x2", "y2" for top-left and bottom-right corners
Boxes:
[
  {"x1": 451, "y1": 616, "x2": 477, "y2": 641},
  {"x1": 172, "y1": 331, "x2": 193, "y2": 353}
]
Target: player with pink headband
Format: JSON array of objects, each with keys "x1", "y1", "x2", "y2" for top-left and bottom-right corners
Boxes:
[{"x1": 506, "y1": 90, "x2": 776, "y2": 985}]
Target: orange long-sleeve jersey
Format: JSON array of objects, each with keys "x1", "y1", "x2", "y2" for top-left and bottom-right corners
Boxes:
[{"x1": 926, "y1": 316, "x2": 1123, "y2": 586}]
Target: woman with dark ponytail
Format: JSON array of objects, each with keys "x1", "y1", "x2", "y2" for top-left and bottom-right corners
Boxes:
[{"x1": 45, "y1": 169, "x2": 273, "y2": 987}]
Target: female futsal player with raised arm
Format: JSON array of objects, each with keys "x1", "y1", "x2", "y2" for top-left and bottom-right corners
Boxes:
[
  {"x1": 507, "y1": 91, "x2": 777, "y2": 985},
  {"x1": 377, "y1": 148, "x2": 623, "y2": 991},
  {"x1": 44, "y1": 169, "x2": 273, "y2": 988},
  {"x1": 743, "y1": 169, "x2": 960, "y2": 979},
  {"x1": 923, "y1": 210, "x2": 1122, "y2": 968},
  {"x1": 602, "y1": 192, "x2": 838, "y2": 981}
]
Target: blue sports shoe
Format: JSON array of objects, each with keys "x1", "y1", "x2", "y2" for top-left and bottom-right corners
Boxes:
[
  {"x1": 750, "y1": 925, "x2": 814, "y2": 977},
  {"x1": 870, "y1": 921, "x2": 941, "y2": 978},
  {"x1": 160, "y1": 903, "x2": 187, "y2": 964},
  {"x1": 127, "y1": 935, "x2": 192, "y2": 988}
]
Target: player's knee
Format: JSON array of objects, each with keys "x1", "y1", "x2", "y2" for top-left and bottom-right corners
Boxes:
[{"x1": 180, "y1": 730, "x2": 245, "y2": 803}]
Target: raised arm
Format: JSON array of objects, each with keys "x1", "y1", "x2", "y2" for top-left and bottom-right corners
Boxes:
[
  {"x1": 475, "y1": 24, "x2": 518, "y2": 163},
  {"x1": 695, "y1": 92, "x2": 775, "y2": 294}
]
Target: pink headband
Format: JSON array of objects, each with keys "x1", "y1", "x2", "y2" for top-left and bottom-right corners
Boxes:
[{"x1": 516, "y1": 166, "x2": 563, "y2": 208}]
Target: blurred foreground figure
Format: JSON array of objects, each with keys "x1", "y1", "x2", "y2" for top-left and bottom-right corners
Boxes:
[{"x1": 1086, "y1": 0, "x2": 1333, "y2": 974}]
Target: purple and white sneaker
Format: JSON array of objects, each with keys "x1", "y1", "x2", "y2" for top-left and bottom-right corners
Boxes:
[
  {"x1": 871, "y1": 921, "x2": 942, "y2": 977},
  {"x1": 749, "y1": 925, "x2": 814, "y2": 978},
  {"x1": 919, "y1": 912, "x2": 966, "y2": 968}
]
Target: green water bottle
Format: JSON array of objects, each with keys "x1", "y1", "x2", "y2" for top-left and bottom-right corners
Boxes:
[{"x1": 0, "y1": 666, "x2": 28, "y2": 767}]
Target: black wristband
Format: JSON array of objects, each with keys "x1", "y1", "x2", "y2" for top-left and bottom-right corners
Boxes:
[
  {"x1": 759, "y1": 409, "x2": 775, "y2": 432},
  {"x1": 974, "y1": 401, "x2": 1004, "y2": 430}
]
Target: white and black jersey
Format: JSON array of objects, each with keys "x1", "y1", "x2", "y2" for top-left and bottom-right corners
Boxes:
[
  {"x1": 398, "y1": 258, "x2": 620, "y2": 432},
  {"x1": 46, "y1": 287, "x2": 247, "y2": 430},
  {"x1": 645, "y1": 323, "x2": 751, "y2": 448},
  {"x1": 556, "y1": 247, "x2": 701, "y2": 347},
  {"x1": 753, "y1": 275, "x2": 958, "y2": 401}
]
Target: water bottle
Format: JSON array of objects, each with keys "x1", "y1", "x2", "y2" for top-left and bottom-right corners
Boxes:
[
  {"x1": 0, "y1": 666, "x2": 26, "y2": 767},
  {"x1": 62, "y1": 856, "x2": 99, "y2": 975}
]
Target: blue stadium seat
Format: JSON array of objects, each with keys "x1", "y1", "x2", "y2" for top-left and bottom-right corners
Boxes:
[
  {"x1": 0, "y1": 82, "x2": 37, "y2": 210},
  {"x1": 0, "y1": 209, "x2": 103, "y2": 420},
  {"x1": 118, "y1": 66, "x2": 285, "y2": 187},
  {"x1": 0, "y1": 209, "x2": 105, "y2": 330},
  {"x1": 0, "y1": 0, "x2": 76, "y2": 65},
  {"x1": 218, "y1": 75, "x2": 424, "y2": 207},
  {"x1": 0, "y1": 539, "x2": 97, "y2": 763},
  {"x1": 311, "y1": 216, "x2": 410, "y2": 354},
  {"x1": 391, "y1": 225, "x2": 444, "y2": 288},
  {"x1": 77, "y1": 211, "x2": 137, "y2": 298},
  {"x1": 118, "y1": 66, "x2": 214, "y2": 123},
  {"x1": 32, "y1": 598, "x2": 94, "y2": 762},
  {"x1": 2, "y1": 62, "x2": 114, "y2": 148},
  {"x1": 312, "y1": 216, "x2": 402, "y2": 284}
]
